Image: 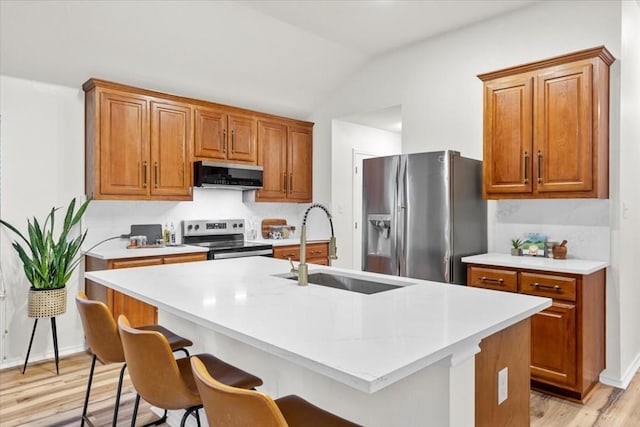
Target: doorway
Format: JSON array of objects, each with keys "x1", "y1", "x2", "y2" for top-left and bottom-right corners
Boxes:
[{"x1": 352, "y1": 150, "x2": 376, "y2": 270}]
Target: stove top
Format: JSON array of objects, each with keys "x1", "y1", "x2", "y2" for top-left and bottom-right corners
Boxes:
[{"x1": 182, "y1": 219, "x2": 272, "y2": 260}]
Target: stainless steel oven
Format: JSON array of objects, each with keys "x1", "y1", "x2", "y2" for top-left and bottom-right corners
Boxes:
[{"x1": 182, "y1": 219, "x2": 272, "y2": 260}]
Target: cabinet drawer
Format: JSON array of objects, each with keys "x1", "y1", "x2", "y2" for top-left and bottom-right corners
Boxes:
[
  {"x1": 110, "y1": 258, "x2": 163, "y2": 269},
  {"x1": 520, "y1": 272, "x2": 576, "y2": 301},
  {"x1": 273, "y1": 245, "x2": 300, "y2": 261},
  {"x1": 306, "y1": 243, "x2": 328, "y2": 259},
  {"x1": 163, "y1": 253, "x2": 207, "y2": 264},
  {"x1": 468, "y1": 267, "x2": 518, "y2": 292}
]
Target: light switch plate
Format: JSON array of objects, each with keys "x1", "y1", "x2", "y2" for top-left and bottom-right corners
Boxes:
[{"x1": 498, "y1": 367, "x2": 508, "y2": 404}]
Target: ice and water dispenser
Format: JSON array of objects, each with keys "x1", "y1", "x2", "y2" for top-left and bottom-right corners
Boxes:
[{"x1": 367, "y1": 214, "x2": 392, "y2": 257}]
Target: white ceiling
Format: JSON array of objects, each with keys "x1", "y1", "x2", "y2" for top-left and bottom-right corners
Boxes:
[{"x1": 0, "y1": 0, "x2": 536, "y2": 125}]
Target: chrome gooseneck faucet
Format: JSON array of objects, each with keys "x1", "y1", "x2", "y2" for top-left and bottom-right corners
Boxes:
[{"x1": 291, "y1": 203, "x2": 337, "y2": 286}]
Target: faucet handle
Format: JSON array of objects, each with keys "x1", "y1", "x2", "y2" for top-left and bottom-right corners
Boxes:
[{"x1": 288, "y1": 257, "x2": 298, "y2": 275}]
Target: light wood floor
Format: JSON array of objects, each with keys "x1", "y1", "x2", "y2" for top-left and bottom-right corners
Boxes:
[{"x1": 1, "y1": 351, "x2": 639, "y2": 426}]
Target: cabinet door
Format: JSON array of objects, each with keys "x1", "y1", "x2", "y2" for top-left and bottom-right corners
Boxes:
[
  {"x1": 194, "y1": 107, "x2": 227, "y2": 160},
  {"x1": 256, "y1": 120, "x2": 288, "y2": 201},
  {"x1": 228, "y1": 114, "x2": 257, "y2": 163},
  {"x1": 287, "y1": 125, "x2": 313, "y2": 202},
  {"x1": 150, "y1": 101, "x2": 192, "y2": 199},
  {"x1": 110, "y1": 257, "x2": 162, "y2": 326},
  {"x1": 530, "y1": 302, "x2": 577, "y2": 388},
  {"x1": 535, "y1": 62, "x2": 593, "y2": 194},
  {"x1": 98, "y1": 91, "x2": 149, "y2": 196},
  {"x1": 483, "y1": 75, "x2": 533, "y2": 197}
]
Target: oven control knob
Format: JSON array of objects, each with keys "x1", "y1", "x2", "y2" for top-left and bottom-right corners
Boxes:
[
  {"x1": 233, "y1": 223, "x2": 238, "y2": 228},
  {"x1": 194, "y1": 224, "x2": 200, "y2": 231},
  {"x1": 187, "y1": 225, "x2": 193, "y2": 231}
]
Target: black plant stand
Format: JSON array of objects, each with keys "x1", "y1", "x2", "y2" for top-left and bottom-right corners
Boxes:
[{"x1": 22, "y1": 317, "x2": 59, "y2": 375}]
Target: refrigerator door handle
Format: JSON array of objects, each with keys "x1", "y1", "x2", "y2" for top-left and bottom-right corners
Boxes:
[{"x1": 397, "y1": 156, "x2": 407, "y2": 277}]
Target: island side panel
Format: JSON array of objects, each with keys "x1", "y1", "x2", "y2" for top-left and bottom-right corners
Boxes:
[{"x1": 475, "y1": 318, "x2": 531, "y2": 427}]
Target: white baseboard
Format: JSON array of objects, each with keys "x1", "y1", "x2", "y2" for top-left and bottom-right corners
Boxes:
[
  {"x1": 0, "y1": 344, "x2": 87, "y2": 371},
  {"x1": 600, "y1": 352, "x2": 640, "y2": 389}
]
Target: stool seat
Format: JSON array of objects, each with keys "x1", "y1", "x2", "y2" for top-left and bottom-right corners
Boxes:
[
  {"x1": 179, "y1": 353, "x2": 263, "y2": 396},
  {"x1": 275, "y1": 395, "x2": 360, "y2": 427},
  {"x1": 138, "y1": 324, "x2": 193, "y2": 351}
]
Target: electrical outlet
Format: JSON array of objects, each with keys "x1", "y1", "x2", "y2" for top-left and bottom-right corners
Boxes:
[{"x1": 498, "y1": 367, "x2": 508, "y2": 404}]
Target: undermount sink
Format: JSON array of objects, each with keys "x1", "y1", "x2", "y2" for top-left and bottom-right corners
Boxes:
[{"x1": 275, "y1": 271, "x2": 409, "y2": 294}]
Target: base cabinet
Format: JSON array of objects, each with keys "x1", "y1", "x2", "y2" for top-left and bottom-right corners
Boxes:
[
  {"x1": 85, "y1": 252, "x2": 207, "y2": 326},
  {"x1": 273, "y1": 242, "x2": 329, "y2": 265},
  {"x1": 467, "y1": 264, "x2": 605, "y2": 402}
]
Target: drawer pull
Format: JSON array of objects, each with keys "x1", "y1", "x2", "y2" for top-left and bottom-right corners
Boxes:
[
  {"x1": 310, "y1": 251, "x2": 323, "y2": 255},
  {"x1": 480, "y1": 276, "x2": 504, "y2": 284},
  {"x1": 530, "y1": 282, "x2": 561, "y2": 291}
]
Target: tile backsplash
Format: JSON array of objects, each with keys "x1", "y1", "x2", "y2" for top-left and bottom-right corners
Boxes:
[{"x1": 492, "y1": 199, "x2": 610, "y2": 262}]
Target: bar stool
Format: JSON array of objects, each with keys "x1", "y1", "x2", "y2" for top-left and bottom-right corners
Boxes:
[
  {"x1": 117, "y1": 315, "x2": 264, "y2": 427},
  {"x1": 75, "y1": 291, "x2": 193, "y2": 427},
  {"x1": 190, "y1": 356, "x2": 362, "y2": 427}
]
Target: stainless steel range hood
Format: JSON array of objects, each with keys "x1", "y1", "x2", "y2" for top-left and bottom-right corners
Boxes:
[{"x1": 193, "y1": 161, "x2": 263, "y2": 190}]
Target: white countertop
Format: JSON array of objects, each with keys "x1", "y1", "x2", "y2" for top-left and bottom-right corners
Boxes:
[
  {"x1": 85, "y1": 257, "x2": 550, "y2": 393},
  {"x1": 462, "y1": 253, "x2": 608, "y2": 275},
  {"x1": 84, "y1": 239, "x2": 208, "y2": 260}
]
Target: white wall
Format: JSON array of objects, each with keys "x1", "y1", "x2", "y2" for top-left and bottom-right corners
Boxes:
[
  {"x1": 0, "y1": 76, "x2": 86, "y2": 367},
  {"x1": 310, "y1": 0, "x2": 639, "y2": 386},
  {"x1": 611, "y1": 0, "x2": 640, "y2": 386},
  {"x1": 331, "y1": 120, "x2": 401, "y2": 269}
]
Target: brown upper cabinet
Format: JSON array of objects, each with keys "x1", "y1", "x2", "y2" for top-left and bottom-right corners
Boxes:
[
  {"x1": 193, "y1": 106, "x2": 257, "y2": 164},
  {"x1": 84, "y1": 78, "x2": 314, "y2": 202},
  {"x1": 256, "y1": 120, "x2": 313, "y2": 203},
  {"x1": 478, "y1": 46, "x2": 614, "y2": 199},
  {"x1": 84, "y1": 80, "x2": 192, "y2": 201}
]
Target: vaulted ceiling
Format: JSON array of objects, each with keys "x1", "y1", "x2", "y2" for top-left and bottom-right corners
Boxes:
[{"x1": 0, "y1": 0, "x2": 536, "y2": 121}]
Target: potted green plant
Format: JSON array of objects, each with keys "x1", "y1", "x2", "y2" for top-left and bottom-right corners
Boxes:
[
  {"x1": 510, "y1": 238, "x2": 523, "y2": 256},
  {"x1": 0, "y1": 198, "x2": 90, "y2": 317}
]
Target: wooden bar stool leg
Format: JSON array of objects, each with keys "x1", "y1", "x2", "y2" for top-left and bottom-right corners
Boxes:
[
  {"x1": 50, "y1": 317, "x2": 60, "y2": 375},
  {"x1": 22, "y1": 319, "x2": 38, "y2": 374}
]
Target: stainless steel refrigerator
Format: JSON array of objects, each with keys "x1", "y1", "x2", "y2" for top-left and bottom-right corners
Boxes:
[{"x1": 362, "y1": 150, "x2": 486, "y2": 285}]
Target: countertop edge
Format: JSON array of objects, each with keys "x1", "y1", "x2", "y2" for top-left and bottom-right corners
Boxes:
[{"x1": 462, "y1": 253, "x2": 608, "y2": 275}]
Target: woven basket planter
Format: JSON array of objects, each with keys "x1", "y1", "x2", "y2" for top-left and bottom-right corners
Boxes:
[{"x1": 27, "y1": 287, "x2": 67, "y2": 318}]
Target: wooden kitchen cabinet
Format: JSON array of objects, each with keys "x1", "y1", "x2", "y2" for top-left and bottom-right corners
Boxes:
[
  {"x1": 256, "y1": 120, "x2": 313, "y2": 203},
  {"x1": 467, "y1": 264, "x2": 605, "y2": 402},
  {"x1": 273, "y1": 242, "x2": 329, "y2": 265},
  {"x1": 84, "y1": 79, "x2": 192, "y2": 201},
  {"x1": 478, "y1": 46, "x2": 614, "y2": 199},
  {"x1": 193, "y1": 106, "x2": 257, "y2": 164},
  {"x1": 85, "y1": 252, "x2": 207, "y2": 326}
]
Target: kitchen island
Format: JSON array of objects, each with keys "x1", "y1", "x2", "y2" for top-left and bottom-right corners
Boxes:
[{"x1": 85, "y1": 256, "x2": 550, "y2": 426}]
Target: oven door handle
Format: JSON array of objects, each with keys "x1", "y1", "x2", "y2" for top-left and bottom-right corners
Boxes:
[{"x1": 214, "y1": 249, "x2": 273, "y2": 259}]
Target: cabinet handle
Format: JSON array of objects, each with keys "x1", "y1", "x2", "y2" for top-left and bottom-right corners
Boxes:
[
  {"x1": 310, "y1": 250, "x2": 322, "y2": 255},
  {"x1": 283, "y1": 172, "x2": 287, "y2": 193},
  {"x1": 537, "y1": 150, "x2": 543, "y2": 184},
  {"x1": 154, "y1": 161, "x2": 158, "y2": 188},
  {"x1": 480, "y1": 276, "x2": 504, "y2": 284},
  {"x1": 289, "y1": 173, "x2": 293, "y2": 194},
  {"x1": 223, "y1": 129, "x2": 227, "y2": 153},
  {"x1": 143, "y1": 161, "x2": 148, "y2": 188},
  {"x1": 530, "y1": 282, "x2": 561, "y2": 291},
  {"x1": 524, "y1": 151, "x2": 529, "y2": 184},
  {"x1": 283, "y1": 253, "x2": 296, "y2": 257},
  {"x1": 231, "y1": 130, "x2": 235, "y2": 152}
]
